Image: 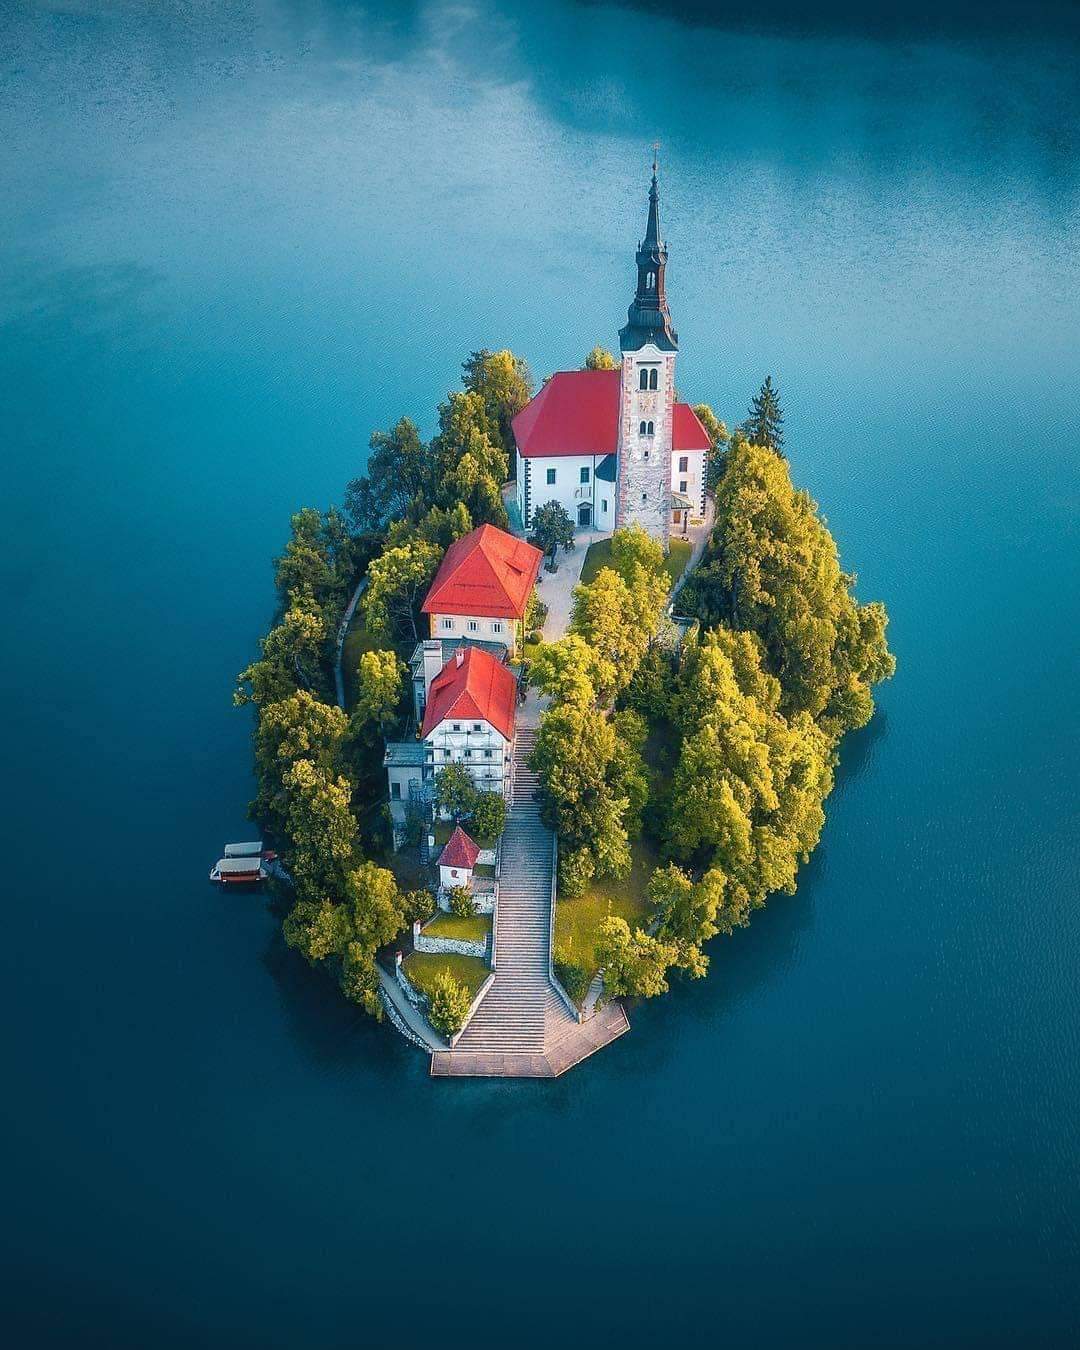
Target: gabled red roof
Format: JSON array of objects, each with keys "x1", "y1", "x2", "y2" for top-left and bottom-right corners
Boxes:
[
  {"x1": 440, "y1": 825, "x2": 481, "y2": 871},
  {"x1": 421, "y1": 524, "x2": 543, "y2": 619},
  {"x1": 512, "y1": 368, "x2": 711, "y2": 457},
  {"x1": 421, "y1": 646, "x2": 517, "y2": 742},
  {"x1": 673, "y1": 402, "x2": 711, "y2": 451}
]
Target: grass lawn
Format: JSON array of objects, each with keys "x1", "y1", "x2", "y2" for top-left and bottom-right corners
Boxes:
[
  {"x1": 579, "y1": 536, "x2": 693, "y2": 591},
  {"x1": 402, "y1": 951, "x2": 490, "y2": 1002},
  {"x1": 553, "y1": 836, "x2": 657, "y2": 992},
  {"x1": 423, "y1": 911, "x2": 492, "y2": 943},
  {"x1": 341, "y1": 606, "x2": 388, "y2": 711},
  {"x1": 432, "y1": 820, "x2": 499, "y2": 852}
]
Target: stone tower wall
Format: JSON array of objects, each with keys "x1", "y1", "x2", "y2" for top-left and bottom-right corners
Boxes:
[{"x1": 615, "y1": 346, "x2": 673, "y2": 548}]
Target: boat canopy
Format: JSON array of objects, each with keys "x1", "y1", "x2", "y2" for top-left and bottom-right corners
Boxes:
[
  {"x1": 215, "y1": 857, "x2": 263, "y2": 875},
  {"x1": 224, "y1": 841, "x2": 263, "y2": 857}
]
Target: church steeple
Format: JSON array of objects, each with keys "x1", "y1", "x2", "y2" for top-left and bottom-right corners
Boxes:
[{"x1": 619, "y1": 151, "x2": 678, "y2": 352}]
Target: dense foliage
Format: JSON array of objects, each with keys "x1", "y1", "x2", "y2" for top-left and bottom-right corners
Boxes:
[
  {"x1": 536, "y1": 408, "x2": 894, "y2": 1004},
  {"x1": 237, "y1": 350, "x2": 530, "y2": 1018}
]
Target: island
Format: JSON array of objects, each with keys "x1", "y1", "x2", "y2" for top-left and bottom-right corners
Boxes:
[{"x1": 234, "y1": 164, "x2": 895, "y2": 1076}]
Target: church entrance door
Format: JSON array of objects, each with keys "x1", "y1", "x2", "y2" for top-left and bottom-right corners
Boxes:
[{"x1": 577, "y1": 503, "x2": 591, "y2": 528}]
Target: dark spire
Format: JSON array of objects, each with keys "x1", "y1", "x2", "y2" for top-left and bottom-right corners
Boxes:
[{"x1": 619, "y1": 149, "x2": 678, "y2": 352}]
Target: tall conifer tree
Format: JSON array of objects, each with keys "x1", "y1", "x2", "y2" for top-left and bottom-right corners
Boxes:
[{"x1": 746, "y1": 375, "x2": 784, "y2": 454}]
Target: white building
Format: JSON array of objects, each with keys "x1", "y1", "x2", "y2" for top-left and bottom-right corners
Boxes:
[{"x1": 512, "y1": 163, "x2": 710, "y2": 544}]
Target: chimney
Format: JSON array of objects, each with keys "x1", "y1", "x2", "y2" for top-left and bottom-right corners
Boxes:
[{"x1": 422, "y1": 640, "x2": 443, "y2": 695}]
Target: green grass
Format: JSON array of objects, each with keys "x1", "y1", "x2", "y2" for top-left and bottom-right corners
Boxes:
[
  {"x1": 579, "y1": 536, "x2": 693, "y2": 591},
  {"x1": 423, "y1": 911, "x2": 492, "y2": 943},
  {"x1": 432, "y1": 820, "x2": 498, "y2": 852},
  {"x1": 341, "y1": 607, "x2": 389, "y2": 711},
  {"x1": 473, "y1": 862, "x2": 496, "y2": 878},
  {"x1": 665, "y1": 537, "x2": 692, "y2": 588},
  {"x1": 402, "y1": 951, "x2": 490, "y2": 1002},
  {"x1": 553, "y1": 836, "x2": 657, "y2": 993}
]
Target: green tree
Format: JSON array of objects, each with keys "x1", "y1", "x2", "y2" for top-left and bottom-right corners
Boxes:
[
  {"x1": 446, "y1": 885, "x2": 476, "y2": 918},
  {"x1": 528, "y1": 635, "x2": 602, "y2": 708},
  {"x1": 280, "y1": 758, "x2": 358, "y2": 904},
  {"x1": 252, "y1": 690, "x2": 349, "y2": 835},
  {"x1": 594, "y1": 916, "x2": 678, "y2": 999},
  {"x1": 745, "y1": 375, "x2": 784, "y2": 454},
  {"x1": 235, "y1": 594, "x2": 327, "y2": 707},
  {"x1": 351, "y1": 649, "x2": 405, "y2": 740},
  {"x1": 470, "y1": 790, "x2": 506, "y2": 841},
  {"x1": 693, "y1": 403, "x2": 729, "y2": 490},
  {"x1": 531, "y1": 499, "x2": 575, "y2": 561},
  {"x1": 386, "y1": 501, "x2": 472, "y2": 552},
  {"x1": 584, "y1": 346, "x2": 618, "y2": 370},
  {"x1": 570, "y1": 566, "x2": 661, "y2": 705},
  {"x1": 686, "y1": 440, "x2": 895, "y2": 733},
  {"x1": 461, "y1": 348, "x2": 532, "y2": 460},
  {"x1": 431, "y1": 390, "x2": 510, "y2": 527},
  {"x1": 434, "y1": 762, "x2": 478, "y2": 820},
  {"x1": 362, "y1": 538, "x2": 442, "y2": 641},
  {"x1": 427, "y1": 970, "x2": 473, "y2": 1036},
  {"x1": 344, "y1": 417, "x2": 432, "y2": 530}
]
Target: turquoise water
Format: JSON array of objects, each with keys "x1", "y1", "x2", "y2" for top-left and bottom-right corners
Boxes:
[{"x1": 3, "y1": 3, "x2": 1079, "y2": 1345}]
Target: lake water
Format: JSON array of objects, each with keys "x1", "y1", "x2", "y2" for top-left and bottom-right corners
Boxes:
[{"x1": 2, "y1": 2, "x2": 1079, "y2": 1345}]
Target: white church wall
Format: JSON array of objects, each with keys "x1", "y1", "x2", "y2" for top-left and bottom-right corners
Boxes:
[{"x1": 519, "y1": 454, "x2": 613, "y2": 532}]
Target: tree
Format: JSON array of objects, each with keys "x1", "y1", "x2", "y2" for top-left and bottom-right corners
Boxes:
[
  {"x1": 351, "y1": 649, "x2": 405, "y2": 740},
  {"x1": 570, "y1": 567, "x2": 658, "y2": 704},
  {"x1": 528, "y1": 635, "x2": 602, "y2": 708},
  {"x1": 446, "y1": 885, "x2": 476, "y2": 918},
  {"x1": 434, "y1": 762, "x2": 478, "y2": 820},
  {"x1": 745, "y1": 375, "x2": 784, "y2": 454},
  {"x1": 461, "y1": 348, "x2": 532, "y2": 460},
  {"x1": 430, "y1": 390, "x2": 510, "y2": 528},
  {"x1": 386, "y1": 501, "x2": 472, "y2": 552},
  {"x1": 280, "y1": 758, "x2": 358, "y2": 904},
  {"x1": 427, "y1": 970, "x2": 473, "y2": 1036},
  {"x1": 252, "y1": 690, "x2": 349, "y2": 835},
  {"x1": 584, "y1": 346, "x2": 618, "y2": 370},
  {"x1": 470, "y1": 790, "x2": 506, "y2": 841},
  {"x1": 594, "y1": 916, "x2": 678, "y2": 999},
  {"x1": 608, "y1": 522, "x2": 665, "y2": 583},
  {"x1": 685, "y1": 439, "x2": 895, "y2": 733},
  {"x1": 531, "y1": 499, "x2": 575, "y2": 562},
  {"x1": 361, "y1": 538, "x2": 442, "y2": 642},
  {"x1": 344, "y1": 417, "x2": 431, "y2": 530},
  {"x1": 235, "y1": 593, "x2": 327, "y2": 707}
]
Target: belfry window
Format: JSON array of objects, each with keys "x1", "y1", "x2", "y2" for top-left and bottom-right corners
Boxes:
[
  {"x1": 648, "y1": 368, "x2": 658, "y2": 391},
  {"x1": 646, "y1": 421, "x2": 654, "y2": 435},
  {"x1": 639, "y1": 368, "x2": 649, "y2": 391},
  {"x1": 639, "y1": 420, "x2": 647, "y2": 434},
  {"x1": 646, "y1": 271, "x2": 656, "y2": 291}
]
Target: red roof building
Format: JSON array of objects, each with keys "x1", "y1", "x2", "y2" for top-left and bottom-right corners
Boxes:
[
  {"x1": 421, "y1": 646, "x2": 517, "y2": 742},
  {"x1": 439, "y1": 825, "x2": 481, "y2": 871},
  {"x1": 511, "y1": 369, "x2": 710, "y2": 459},
  {"x1": 421, "y1": 524, "x2": 543, "y2": 620}
]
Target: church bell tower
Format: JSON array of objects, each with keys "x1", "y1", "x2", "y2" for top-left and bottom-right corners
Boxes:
[{"x1": 615, "y1": 154, "x2": 677, "y2": 548}]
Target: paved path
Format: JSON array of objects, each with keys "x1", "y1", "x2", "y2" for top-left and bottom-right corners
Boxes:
[
  {"x1": 537, "y1": 527, "x2": 609, "y2": 639},
  {"x1": 444, "y1": 724, "x2": 577, "y2": 1056},
  {"x1": 333, "y1": 576, "x2": 368, "y2": 711}
]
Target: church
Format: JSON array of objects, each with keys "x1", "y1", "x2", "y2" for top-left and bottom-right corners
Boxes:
[{"x1": 512, "y1": 163, "x2": 710, "y2": 549}]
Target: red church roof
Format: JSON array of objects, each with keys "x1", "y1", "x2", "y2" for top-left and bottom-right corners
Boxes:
[
  {"x1": 512, "y1": 369, "x2": 711, "y2": 458},
  {"x1": 440, "y1": 825, "x2": 481, "y2": 871},
  {"x1": 421, "y1": 524, "x2": 543, "y2": 620},
  {"x1": 421, "y1": 646, "x2": 517, "y2": 742}
]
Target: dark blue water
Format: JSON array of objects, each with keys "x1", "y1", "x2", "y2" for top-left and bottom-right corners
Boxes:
[{"x1": 3, "y1": 3, "x2": 1079, "y2": 1345}]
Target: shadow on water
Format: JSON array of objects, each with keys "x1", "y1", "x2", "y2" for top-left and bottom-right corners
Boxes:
[{"x1": 832, "y1": 707, "x2": 889, "y2": 793}]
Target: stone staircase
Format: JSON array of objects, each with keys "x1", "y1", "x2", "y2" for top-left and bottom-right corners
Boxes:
[{"x1": 451, "y1": 725, "x2": 575, "y2": 1054}]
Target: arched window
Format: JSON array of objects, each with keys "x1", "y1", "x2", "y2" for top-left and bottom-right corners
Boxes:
[
  {"x1": 647, "y1": 421, "x2": 654, "y2": 435},
  {"x1": 639, "y1": 420, "x2": 647, "y2": 435},
  {"x1": 646, "y1": 271, "x2": 656, "y2": 291},
  {"x1": 639, "y1": 368, "x2": 649, "y2": 391},
  {"x1": 648, "y1": 368, "x2": 658, "y2": 391}
]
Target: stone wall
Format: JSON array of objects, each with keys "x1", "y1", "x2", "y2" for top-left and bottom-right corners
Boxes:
[
  {"x1": 395, "y1": 955, "x2": 425, "y2": 1008},
  {"x1": 412, "y1": 919, "x2": 488, "y2": 959}
]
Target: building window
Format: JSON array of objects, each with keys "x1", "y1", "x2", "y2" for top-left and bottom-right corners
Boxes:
[
  {"x1": 646, "y1": 421, "x2": 654, "y2": 435},
  {"x1": 679, "y1": 456, "x2": 688, "y2": 472},
  {"x1": 641, "y1": 493, "x2": 647, "y2": 503},
  {"x1": 646, "y1": 271, "x2": 656, "y2": 291},
  {"x1": 639, "y1": 368, "x2": 649, "y2": 391},
  {"x1": 391, "y1": 782, "x2": 401, "y2": 800},
  {"x1": 473, "y1": 723, "x2": 482, "y2": 731},
  {"x1": 546, "y1": 467, "x2": 556, "y2": 485},
  {"x1": 649, "y1": 368, "x2": 658, "y2": 390},
  {"x1": 441, "y1": 618, "x2": 453, "y2": 630},
  {"x1": 638, "y1": 420, "x2": 646, "y2": 434},
  {"x1": 452, "y1": 723, "x2": 461, "y2": 732},
  {"x1": 484, "y1": 749, "x2": 493, "y2": 759},
  {"x1": 601, "y1": 498, "x2": 608, "y2": 513},
  {"x1": 464, "y1": 749, "x2": 472, "y2": 758},
  {"x1": 451, "y1": 869, "x2": 459, "y2": 879},
  {"x1": 643, "y1": 450, "x2": 650, "y2": 461},
  {"x1": 467, "y1": 620, "x2": 478, "y2": 632},
  {"x1": 580, "y1": 466, "x2": 590, "y2": 484},
  {"x1": 680, "y1": 480, "x2": 688, "y2": 494},
  {"x1": 492, "y1": 621, "x2": 502, "y2": 634}
]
